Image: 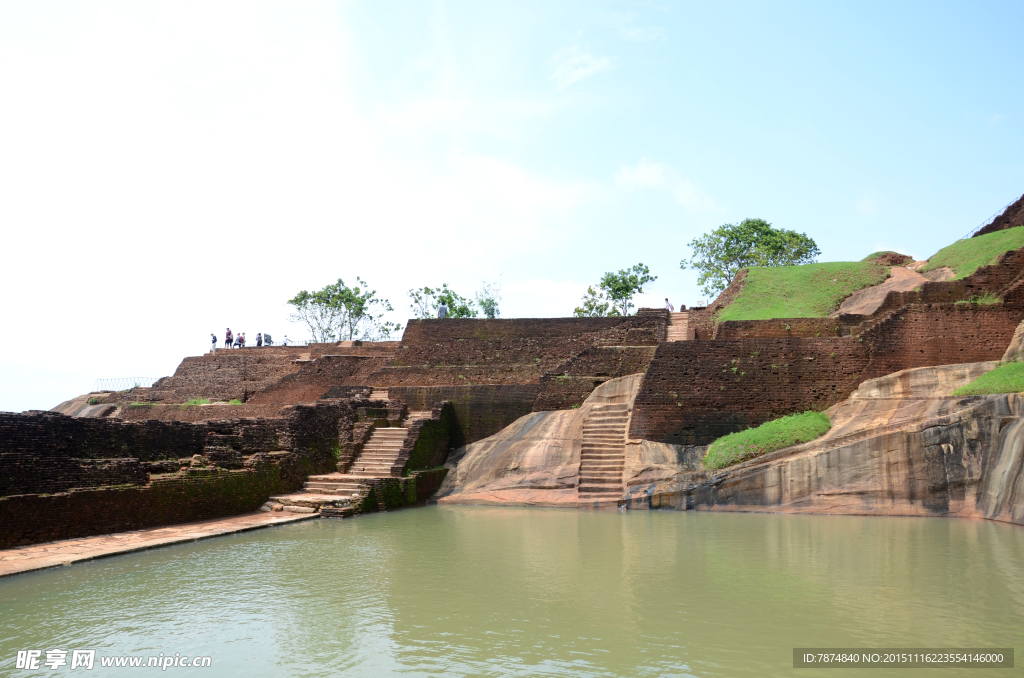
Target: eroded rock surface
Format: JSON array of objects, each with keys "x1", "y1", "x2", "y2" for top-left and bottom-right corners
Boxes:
[
  {"x1": 831, "y1": 266, "x2": 929, "y2": 317},
  {"x1": 435, "y1": 374, "x2": 698, "y2": 507},
  {"x1": 625, "y1": 362, "x2": 1024, "y2": 526}
]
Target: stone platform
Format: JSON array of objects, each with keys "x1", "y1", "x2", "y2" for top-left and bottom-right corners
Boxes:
[{"x1": 0, "y1": 511, "x2": 316, "y2": 579}]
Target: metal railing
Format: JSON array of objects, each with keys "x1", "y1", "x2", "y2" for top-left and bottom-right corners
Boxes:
[
  {"x1": 958, "y1": 197, "x2": 1018, "y2": 240},
  {"x1": 93, "y1": 377, "x2": 159, "y2": 392}
]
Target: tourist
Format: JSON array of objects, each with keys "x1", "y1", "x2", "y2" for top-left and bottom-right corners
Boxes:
[
  {"x1": 225, "y1": 328, "x2": 233, "y2": 349},
  {"x1": 665, "y1": 298, "x2": 675, "y2": 312},
  {"x1": 210, "y1": 333, "x2": 217, "y2": 352},
  {"x1": 234, "y1": 333, "x2": 242, "y2": 349},
  {"x1": 239, "y1": 333, "x2": 246, "y2": 348},
  {"x1": 256, "y1": 333, "x2": 263, "y2": 347},
  {"x1": 264, "y1": 333, "x2": 273, "y2": 346},
  {"x1": 283, "y1": 335, "x2": 291, "y2": 346},
  {"x1": 437, "y1": 302, "x2": 449, "y2": 319}
]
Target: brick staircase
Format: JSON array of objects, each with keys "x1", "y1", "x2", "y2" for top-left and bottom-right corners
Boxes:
[
  {"x1": 267, "y1": 408, "x2": 435, "y2": 514},
  {"x1": 666, "y1": 312, "x2": 689, "y2": 341},
  {"x1": 577, "y1": 403, "x2": 629, "y2": 504},
  {"x1": 349, "y1": 426, "x2": 411, "y2": 477}
]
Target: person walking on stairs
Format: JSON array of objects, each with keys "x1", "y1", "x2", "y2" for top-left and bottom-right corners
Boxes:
[{"x1": 665, "y1": 298, "x2": 674, "y2": 312}]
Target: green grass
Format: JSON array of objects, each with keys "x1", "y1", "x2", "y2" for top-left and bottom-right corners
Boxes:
[
  {"x1": 228, "y1": 399, "x2": 243, "y2": 405},
  {"x1": 921, "y1": 226, "x2": 1024, "y2": 279},
  {"x1": 717, "y1": 261, "x2": 889, "y2": 321},
  {"x1": 952, "y1": 362, "x2": 1024, "y2": 396},
  {"x1": 183, "y1": 398, "x2": 211, "y2": 406},
  {"x1": 860, "y1": 250, "x2": 901, "y2": 262},
  {"x1": 954, "y1": 293, "x2": 1001, "y2": 305},
  {"x1": 703, "y1": 410, "x2": 832, "y2": 469}
]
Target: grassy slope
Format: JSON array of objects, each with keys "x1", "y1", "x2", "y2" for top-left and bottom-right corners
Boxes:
[
  {"x1": 860, "y1": 250, "x2": 900, "y2": 261},
  {"x1": 952, "y1": 362, "x2": 1024, "y2": 396},
  {"x1": 921, "y1": 226, "x2": 1024, "y2": 279},
  {"x1": 703, "y1": 411, "x2": 832, "y2": 470},
  {"x1": 717, "y1": 261, "x2": 889, "y2": 322}
]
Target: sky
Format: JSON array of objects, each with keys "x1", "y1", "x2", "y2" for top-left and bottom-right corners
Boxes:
[{"x1": 2, "y1": 0, "x2": 1023, "y2": 412}]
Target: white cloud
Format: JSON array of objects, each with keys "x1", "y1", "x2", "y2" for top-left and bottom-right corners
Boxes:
[
  {"x1": 550, "y1": 45, "x2": 612, "y2": 89},
  {"x1": 600, "y1": 11, "x2": 666, "y2": 42},
  {"x1": 616, "y1": 158, "x2": 717, "y2": 212}
]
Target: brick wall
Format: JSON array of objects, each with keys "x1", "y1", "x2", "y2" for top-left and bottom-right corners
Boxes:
[
  {"x1": 144, "y1": 347, "x2": 311, "y2": 403},
  {"x1": 533, "y1": 346, "x2": 657, "y2": 410},
  {"x1": 631, "y1": 302, "x2": 1024, "y2": 445},
  {"x1": 714, "y1": 318, "x2": 844, "y2": 340},
  {"x1": 388, "y1": 384, "x2": 542, "y2": 445},
  {"x1": 0, "y1": 402, "x2": 355, "y2": 546},
  {"x1": 860, "y1": 303, "x2": 1023, "y2": 378},
  {"x1": 629, "y1": 338, "x2": 871, "y2": 445}
]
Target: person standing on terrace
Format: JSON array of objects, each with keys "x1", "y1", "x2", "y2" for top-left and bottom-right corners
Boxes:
[
  {"x1": 437, "y1": 302, "x2": 449, "y2": 319},
  {"x1": 211, "y1": 333, "x2": 217, "y2": 352},
  {"x1": 225, "y1": 328, "x2": 233, "y2": 348},
  {"x1": 665, "y1": 298, "x2": 675, "y2": 312}
]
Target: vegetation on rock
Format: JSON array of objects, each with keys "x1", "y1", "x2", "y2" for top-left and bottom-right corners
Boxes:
[
  {"x1": 717, "y1": 261, "x2": 889, "y2": 321},
  {"x1": 682, "y1": 218, "x2": 820, "y2": 296},
  {"x1": 703, "y1": 410, "x2": 831, "y2": 469},
  {"x1": 574, "y1": 263, "x2": 656, "y2": 317},
  {"x1": 921, "y1": 225, "x2": 1024, "y2": 279},
  {"x1": 952, "y1": 362, "x2": 1024, "y2": 396}
]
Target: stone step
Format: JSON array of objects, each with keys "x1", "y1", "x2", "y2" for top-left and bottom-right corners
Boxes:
[
  {"x1": 581, "y1": 475, "x2": 618, "y2": 485},
  {"x1": 304, "y1": 481, "x2": 362, "y2": 491},
  {"x1": 578, "y1": 487, "x2": 622, "y2": 495}
]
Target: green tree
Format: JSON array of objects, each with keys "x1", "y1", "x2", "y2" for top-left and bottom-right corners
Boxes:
[
  {"x1": 574, "y1": 263, "x2": 657, "y2": 317},
  {"x1": 408, "y1": 283, "x2": 478, "y2": 319},
  {"x1": 681, "y1": 218, "x2": 820, "y2": 297},
  {"x1": 475, "y1": 281, "x2": 502, "y2": 319},
  {"x1": 288, "y1": 277, "x2": 400, "y2": 342},
  {"x1": 573, "y1": 286, "x2": 618, "y2": 317}
]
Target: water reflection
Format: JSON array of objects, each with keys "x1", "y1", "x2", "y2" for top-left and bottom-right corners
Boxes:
[{"x1": 2, "y1": 509, "x2": 1022, "y2": 677}]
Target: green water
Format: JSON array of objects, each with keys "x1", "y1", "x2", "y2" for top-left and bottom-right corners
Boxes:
[{"x1": 2, "y1": 507, "x2": 1022, "y2": 677}]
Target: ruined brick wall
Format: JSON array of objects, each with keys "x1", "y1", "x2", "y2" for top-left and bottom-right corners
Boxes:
[
  {"x1": 117, "y1": 402, "x2": 289, "y2": 423},
  {"x1": 143, "y1": 347, "x2": 311, "y2": 403},
  {"x1": 248, "y1": 355, "x2": 392, "y2": 405},
  {"x1": 687, "y1": 270, "x2": 747, "y2": 340},
  {"x1": 860, "y1": 303, "x2": 1023, "y2": 378},
  {"x1": 630, "y1": 338, "x2": 871, "y2": 445},
  {"x1": 533, "y1": 346, "x2": 658, "y2": 410},
  {"x1": 631, "y1": 302, "x2": 1023, "y2": 445},
  {"x1": 0, "y1": 402, "x2": 355, "y2": 546},
  {"x1": 378, "y1": 315, "x2": 665, "y2": 388},
  {"x1": 388, "y1": 384, "x2": 542, "y2": 445},
  {"x1": 714, "y1": 318, "x2": 844, "y2": 340}
]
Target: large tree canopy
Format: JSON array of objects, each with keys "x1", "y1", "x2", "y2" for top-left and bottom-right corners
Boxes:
[
  {"x1": 574, "y1": 263, "x2": 657, "y2": 317},
  {"x1": 681, "y1": 218, "x2": 820, "y2": 297},
  {"x1": 288, "y1": 277, "x2": 399, "y2": 342}
]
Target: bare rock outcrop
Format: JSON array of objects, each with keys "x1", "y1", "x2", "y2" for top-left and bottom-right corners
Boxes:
[
  {"x1": 435, "y1": 374, "x2": 697, "y2": 506},
  {"x1": 625, "y1": 362, "x2": 1024, "y2": 526}
]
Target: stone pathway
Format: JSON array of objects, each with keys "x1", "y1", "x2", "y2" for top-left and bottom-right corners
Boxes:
[{"x1": 0, "y1": 512, "x2": 316, "y2": 579}]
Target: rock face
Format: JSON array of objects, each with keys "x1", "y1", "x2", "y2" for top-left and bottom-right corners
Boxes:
[
  {"x1": 435, "y1": 374, "x2": 698, "y2": 507},
  {"x1": 830, "y1": 266, "x2": 928, "y2": 317},
  {"x1": 625, "y1": 362, "x2": 1024, "y2": 527}
]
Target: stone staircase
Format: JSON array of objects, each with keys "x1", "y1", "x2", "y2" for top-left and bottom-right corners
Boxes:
[
  {"x1": 577, "y1": 403, "x2": 629, "y2": 505},
  {"x1": 266, "y1": 407, "x2": 436, "y2": 514},
  {"x1": 349, "y1": 426, "x2": 410, "y2": 477},
  {"x1": 666, "y1": 311, "x2": 689, "y2": 341}
]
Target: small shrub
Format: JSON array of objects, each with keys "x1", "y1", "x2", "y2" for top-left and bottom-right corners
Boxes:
[
  {"x1": 184, "y1": 398, "x2": 211, "y2": 406},
  {"x1": 228, "y1": 399, "x2": 243, "y2": 405},
  {"x1": 703, "y1": 411, "x2": 831, "y2": 470},
  {"x1": 87, "y1": 397, "x2": 101, "y2": 405},
  {"x1": 954, "y1": 293, "x2": 1001, "y2": 305}
]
